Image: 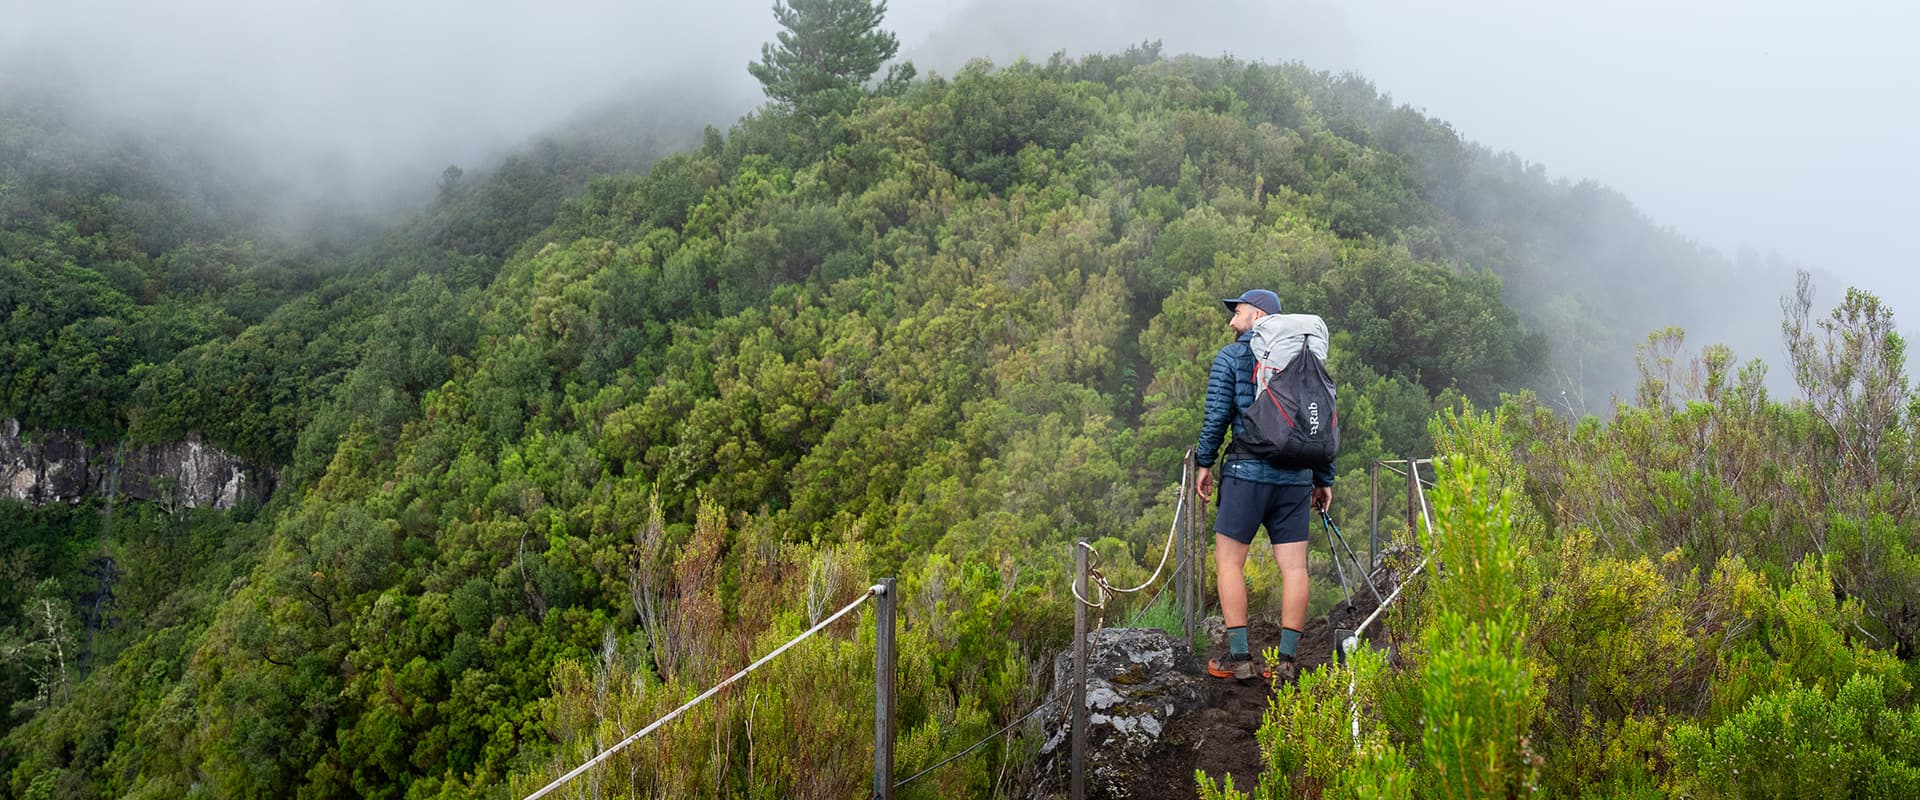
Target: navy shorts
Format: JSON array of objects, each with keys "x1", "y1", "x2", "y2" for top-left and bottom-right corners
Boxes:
[{"x1": 1213, "y1": 477, "x2": 1312, "y2": 545}]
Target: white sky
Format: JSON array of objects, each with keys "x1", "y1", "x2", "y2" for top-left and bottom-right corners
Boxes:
[
  {"x1": 1327, "y1": 1, "x2": 1919, "y2": 321},
  {"x1": 4, "y1": 0, "x2": 1915, "y2": 328}
]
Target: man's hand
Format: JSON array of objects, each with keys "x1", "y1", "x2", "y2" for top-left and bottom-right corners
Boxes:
[
  {"x1": 1311, "y1": 486, "x2": 1332, "y2": 512},
  {"x1": 1196, "y1": 467, "x2": 1214, "y2": 504}
]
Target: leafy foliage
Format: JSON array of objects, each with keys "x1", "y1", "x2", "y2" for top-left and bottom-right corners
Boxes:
[{"x1": 1670, "y1": 674, "x2": 1920, "y2": 798}]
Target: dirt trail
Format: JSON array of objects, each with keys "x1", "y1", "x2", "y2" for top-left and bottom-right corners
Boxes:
[{"x1": 1132, "y1": 590, "x2": 1388, "y2": 798}]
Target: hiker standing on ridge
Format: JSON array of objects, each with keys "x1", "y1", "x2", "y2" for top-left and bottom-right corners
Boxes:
[{"x1": 1195, "y1": 289, "x2": 1335, "y2": 682}]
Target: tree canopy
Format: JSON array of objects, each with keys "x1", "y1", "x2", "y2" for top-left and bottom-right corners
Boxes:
[{"x1": 748, "y1": 0, "x2": 902, "y2": 117}]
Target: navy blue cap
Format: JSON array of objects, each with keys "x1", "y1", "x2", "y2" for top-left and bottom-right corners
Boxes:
[{"x1": 1220, "y1": 289, "x2": 1281, "y2": 315}]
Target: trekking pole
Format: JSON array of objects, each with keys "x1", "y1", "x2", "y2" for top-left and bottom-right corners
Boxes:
[
  {"x1": 1321, "y1": 511, "x2": 1384, "y2": 606},
  {"x1": 1321, "y1": 511, "x2": 1355, "y2": 611}
]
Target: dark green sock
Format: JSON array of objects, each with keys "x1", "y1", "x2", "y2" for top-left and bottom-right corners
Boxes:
[
  {"x1": 1278, "y1": 627, "x2": 1302, "y2": 661},
  {"x1": 1227, "y1": 625, "x2": 1250, "y2": 658}
]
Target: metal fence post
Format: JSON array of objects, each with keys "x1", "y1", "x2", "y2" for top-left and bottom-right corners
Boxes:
[
  {"x1": 1072, "y1": 542, "x2": 1089, "y2": 800},
  {"x1": 1369, "y1": 459, "x2": 1380, "y2": 569},
  {"x1": 1406, "y1": 460, "x2": 1419, "y2": 547},
  {"x1": 873, "y1": 578, "x2": 896, "y2": 800}
]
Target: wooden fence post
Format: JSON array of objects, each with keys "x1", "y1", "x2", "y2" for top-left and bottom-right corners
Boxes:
[
  {"x1": 1182, "y1": 449, "x2": 1198, "y2": 641},
  {"x1": 872, "y1": 578, "x2": 896, "y2": 800},
  {"x1": 1182, "y1": 452, "x2": 1198, "y2": 640},
  {"x1": 1072, "y1": 542, "x2": 1089, "y2": 800}
]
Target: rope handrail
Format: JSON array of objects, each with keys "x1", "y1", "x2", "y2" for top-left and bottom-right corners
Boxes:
[
  {"x1": 894, "y1": 690, "x2": 1065, "y2": 789},
  {"x1": 1377, "y1": 461, "x2": 1438, "y2": 487},
  {"x1": 907, "y1": 455, "x2": 1198, "y2": 788},
  {"x1": 1345, "y1": 462, "x2": 1438, "y2": 646},
  {"x1": 1345, "y1": 459, "x2": 1438, "y2": 749},
  {"x1": 523, "y1": 585, "x2": 883, "y2": 800},
  {"x1": 529, "y1": 451, "x2": 1216, "y2": 798},
  {"x1": 1126, "y1": 553, "x2": 1189, "y2": 627},
  {"x1": 1071, "y1": 455, "x2": 1191, "y2": 611}
]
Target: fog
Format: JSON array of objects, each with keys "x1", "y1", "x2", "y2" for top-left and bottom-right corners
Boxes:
[
  {"x1": 897, "y1": 0, "x2": 1920, "y2": 361},
  {"x1": 6, "y1": 0, "x2": 1915, "y2": 365},
  {"x1": 1, "y1": 0, "x2": 779, "y2": 216}
]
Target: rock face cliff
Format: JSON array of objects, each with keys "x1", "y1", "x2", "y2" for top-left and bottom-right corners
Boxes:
[{"x1": 0, "y1": 419, "x2": 263, "y2": 509}]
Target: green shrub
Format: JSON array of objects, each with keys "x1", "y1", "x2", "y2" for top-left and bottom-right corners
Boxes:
[
  {"x1": 1670, "y1": 673, "x2": 1920, "y2": 799},
  {"x1": 1415, "y1": 611, "x2": 1542, "y2": 799},
  {"x1": 1710, "y1": 556, "x2": 1910, "y2": 720}
]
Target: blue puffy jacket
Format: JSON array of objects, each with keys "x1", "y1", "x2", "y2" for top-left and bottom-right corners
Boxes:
[{"x1": 1196, "y1": 331, "x2": 1336, "y2": 487}]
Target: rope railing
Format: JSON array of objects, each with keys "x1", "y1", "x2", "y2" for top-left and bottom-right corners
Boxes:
[
  {"x1": 523, "y1": 585, "x2": 883, "y2": 800},
  {"x1": 894, "y1": 690, "x2": 1065, "y2": 789},
  {"x1": 1344, "y1": 458, "x2": 1438, "y2": 750},
  {"x1": 1376, "y1": 460, "x2": 1438, "y2": 487},
  {"x1": 900, "y1": 457, "x2": 1198, "y2": 790},
  {"x1": 519, "y1": 445, "x2": 1449, "y2": 799},
  {"x1": 1070, "y1": 456, "x2": 1190, "y2": 612},
  {"x1": 527, "y1": 452, "x2": 1213, "y2": 799}
]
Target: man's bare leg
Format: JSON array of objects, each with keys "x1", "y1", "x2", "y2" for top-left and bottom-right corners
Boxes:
[
  {"x1": 1273, "y1": 540, "x2": 1309, "y2": 629},
  {"x1": 1208, "y1": 533, "x2": 1261, "y2": 677},
  {"x1": 1215, "y1": 534, "x2": 1252, "y2": 629},
  {"x1": 1272, "y1": 540, "x2": 1310, "y2": 671}
]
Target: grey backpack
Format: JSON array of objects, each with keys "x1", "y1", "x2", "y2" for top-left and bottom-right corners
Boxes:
[{"x1": 1237, "y1": 314, "x2": 1339, "y2": 468}]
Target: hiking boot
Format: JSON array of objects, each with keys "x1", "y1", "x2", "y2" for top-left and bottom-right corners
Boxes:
[
  {"x1": 1269, "y1": 657, "x2": 1298, "y2": 683},
  {"x1": 1207, "y1": 654, "x2": 1265, "y2": 681}
]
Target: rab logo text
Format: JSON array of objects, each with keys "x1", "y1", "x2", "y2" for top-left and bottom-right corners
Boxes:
[{"x1": 1307, "y1": 401, "x2": 1321, "y2": 435}]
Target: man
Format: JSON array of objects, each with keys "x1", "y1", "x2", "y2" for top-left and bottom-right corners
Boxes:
[{"x1": 1196, "y1": 289, "x2": 1334, "y2": 681}]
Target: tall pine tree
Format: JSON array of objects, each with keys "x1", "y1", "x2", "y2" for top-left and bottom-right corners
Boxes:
[{"x1": 748, "y1": 0, "x2": 901, "y2": 118}]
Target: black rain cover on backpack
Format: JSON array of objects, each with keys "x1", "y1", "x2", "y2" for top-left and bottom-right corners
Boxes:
[{"x1": 1238, "y1": 334, "x2": 1340, "y2": 470}]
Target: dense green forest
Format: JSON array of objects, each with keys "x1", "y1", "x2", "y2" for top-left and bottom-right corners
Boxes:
[{"x1": 3, "y1": 27, "x2": 1911, "y2": 799}]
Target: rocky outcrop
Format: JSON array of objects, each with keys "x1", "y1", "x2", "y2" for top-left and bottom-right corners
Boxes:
[
  {"x1": 1028, "y1": 627, "x2": 1212, "y2": 800},
  {"x1": 0, "y1": 419, "x2": 262, "y2": 509}
]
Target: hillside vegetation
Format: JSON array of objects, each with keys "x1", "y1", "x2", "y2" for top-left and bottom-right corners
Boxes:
[
  {"x1": 1207, "y1": 298, "x2": 1919, "y2": 798},
  {"x1": 3, "y1": 43, "x2": 1908, "y2": 799}
]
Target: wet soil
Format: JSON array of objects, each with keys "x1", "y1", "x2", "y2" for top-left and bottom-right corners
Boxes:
[{"x1": 1130, "y1": 588, "x2": 1389, "y2": 798}]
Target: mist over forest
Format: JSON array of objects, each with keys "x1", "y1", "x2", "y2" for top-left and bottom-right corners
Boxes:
[{"x1": 7, "y1": 0, "x2": 1911, "y2": 395}]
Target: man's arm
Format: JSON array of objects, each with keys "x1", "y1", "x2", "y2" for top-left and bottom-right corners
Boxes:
[{"x1": 1195, "y1": 347, "x2": 1239, "y2": 501}]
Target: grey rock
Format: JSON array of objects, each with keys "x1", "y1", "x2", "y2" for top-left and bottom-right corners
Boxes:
[
  {"x1": 0, "y1": 419, "x2": 264, "y2": 509},
  {"x1": 1200, "y1": 614, "x2": 1226, "y2": 648},
  {"x1": 1027, "y1": 627, "x2": 1211, "y2": 800}
]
